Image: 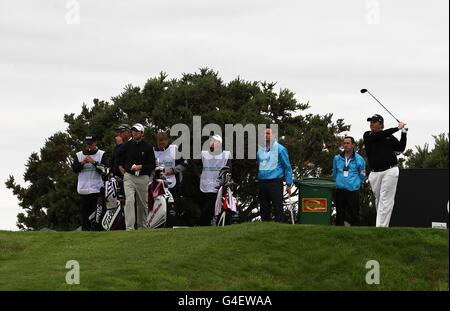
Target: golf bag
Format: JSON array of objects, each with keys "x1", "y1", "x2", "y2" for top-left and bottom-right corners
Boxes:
[
  {"x1": 89, "y1": 164, "x2": 125, "y2": 231},
  {"x1": 214, "y1": 166, "x2": 239, "y2": 226},
  {"x1": 146, "y1": 164, "x2": 176, "y2": 229}
]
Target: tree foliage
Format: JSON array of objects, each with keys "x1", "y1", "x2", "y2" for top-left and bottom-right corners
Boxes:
[
  {"x1": 404, "y1": 133, "x2": 449, "y2": 169},
  {"x1": 6, "y1": 69, "x2": 349, "y2": 230}
]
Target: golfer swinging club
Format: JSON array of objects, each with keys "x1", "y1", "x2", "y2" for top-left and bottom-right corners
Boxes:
[{"x1": 363, "y1": 114, "x2": 407, "y2": 227}]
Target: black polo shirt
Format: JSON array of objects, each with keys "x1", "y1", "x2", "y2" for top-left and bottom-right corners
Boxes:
[{"x1": 118, "y1": 139, "x2": 156, "y2": 176}]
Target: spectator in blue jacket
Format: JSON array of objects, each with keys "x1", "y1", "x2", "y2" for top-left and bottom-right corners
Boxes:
[
  {"x1": 257, "y1": 128, "x2": 293, "y2": 223},
  {"x1": 332, "y1": 136, "x2": 366, "y2": 226}
]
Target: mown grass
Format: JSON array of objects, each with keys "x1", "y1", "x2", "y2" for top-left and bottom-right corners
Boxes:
[{"x1": 0, "y1": 222, "x2": 448, "y2": 290}]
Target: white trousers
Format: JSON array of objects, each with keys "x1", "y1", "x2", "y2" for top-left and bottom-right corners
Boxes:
[{"x1": 368, "y1": 166, "x2": 399, "y2": 227}]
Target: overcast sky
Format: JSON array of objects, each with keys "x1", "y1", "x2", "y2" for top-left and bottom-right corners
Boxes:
[{"x1": 0, "y1": 0, "x2": 448, "y2": 230}]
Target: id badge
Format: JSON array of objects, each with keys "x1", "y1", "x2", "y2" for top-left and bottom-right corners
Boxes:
[{"x1": 343, "y1": 170, "x2": 349, "y2": 177}]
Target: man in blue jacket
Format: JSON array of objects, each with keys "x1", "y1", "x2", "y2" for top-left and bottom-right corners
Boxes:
[
  {"x1": 332, "y1": 136, "x2": 366, "y2": 226},
  {"x1": 257, "y1": 128, "x2": 293, "y2": 223}
]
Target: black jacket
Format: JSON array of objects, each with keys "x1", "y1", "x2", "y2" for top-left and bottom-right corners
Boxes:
[
  {"x1": 110, "y1": 144, "x2": 124, "y2": 177},
  {"x1": 118, "y1": 139, "x2": 156, "y2": 176},
  {"x1": 363, "y1": 128, "x2": 407, "y2": 171}
]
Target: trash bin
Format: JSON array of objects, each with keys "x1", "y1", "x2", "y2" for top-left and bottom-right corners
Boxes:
[{"x1": 294, "y1": 177, "x2": 335, "y2": 225}]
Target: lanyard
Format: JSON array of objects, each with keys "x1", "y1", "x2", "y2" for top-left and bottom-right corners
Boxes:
[{"x1": 344, "y1": 156, "x2": 351, "y2": 168}]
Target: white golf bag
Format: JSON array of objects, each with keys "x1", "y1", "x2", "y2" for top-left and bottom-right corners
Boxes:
[
  {"x1": 146, "y1": 165, "x2": 176, "y2": 229},
  {"x1": 89, "y1": 164, "x2": 125, "y2": 231},
  {"x1": 214, "y1": 166, "x2": 239, "y2": 226}
]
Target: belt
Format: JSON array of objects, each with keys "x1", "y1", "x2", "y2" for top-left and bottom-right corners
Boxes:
[
  {"x1": 258, "y1": 177, "x2": 283, "y2": 182},
  {"x1": 371, "y1": 165, "x2": 397, "y2": 173}
]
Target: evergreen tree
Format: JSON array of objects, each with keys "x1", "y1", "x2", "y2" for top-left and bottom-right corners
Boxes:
[{"x1": 6, "y1": 69, "x2": 349, "y2": 230}]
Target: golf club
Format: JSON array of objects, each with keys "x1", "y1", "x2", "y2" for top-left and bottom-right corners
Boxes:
[
  {"x1": 360, "y1": 89, "x2": 401, "y2": 123},
  {"x1": 288, "y1": 195, "x2": 295, "y2": 225}
]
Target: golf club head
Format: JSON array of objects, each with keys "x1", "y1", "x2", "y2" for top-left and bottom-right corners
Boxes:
[{"x1": 360, "y1": 89, "x2": 368, "y2": 93}]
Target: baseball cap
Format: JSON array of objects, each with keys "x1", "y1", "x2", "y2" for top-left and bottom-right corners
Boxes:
[
  {"x1": 367, "y1": 114, "x2": 384, "y2": 124},
  {"x1": 115, "y1": 124, "x2": 131, "y2": 132},
  {"x1": 84, "y1": 134, "x2": 97, "y2": 143},
  {"x1": 211, "y1": 134, "x2": 223, "y2": 144},
  {"x1": 131, "y1": 123, "x2": 145, "y2": 133}
]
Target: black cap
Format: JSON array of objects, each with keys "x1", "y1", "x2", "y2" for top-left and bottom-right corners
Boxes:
[
  {"x1": 84, "y1": 134, "x2": 97, "y2": 143},
  {"x1": 115, "y1": 124, "x2": 131, "y2": 132},
  {"x1": 367, "y1": 114, "x2": 384, "y2": 124}
]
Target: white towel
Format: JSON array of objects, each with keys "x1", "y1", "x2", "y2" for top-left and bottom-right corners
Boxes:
[{"x1": 214, "y1": 186, "x2": 237, "y2": 216}]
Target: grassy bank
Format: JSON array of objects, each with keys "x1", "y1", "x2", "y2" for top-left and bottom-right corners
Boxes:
[{"x1": 0, "y1": 222, "x2": 448, "y2": 290}]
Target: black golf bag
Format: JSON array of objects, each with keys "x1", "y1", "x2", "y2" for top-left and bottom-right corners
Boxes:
[
  {"x1": 89, "y1": 164, "x2": 125, "y2": 231},
  {"x1": 214, "y1": 166, "x2": 239, "y2": 226}
]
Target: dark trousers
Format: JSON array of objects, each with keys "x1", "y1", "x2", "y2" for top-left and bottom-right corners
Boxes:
[
  {"x1": 259, "y1": 178, "x2": 285, "y2": 223},
  {"x1": 79, "y1": 193, "x2": 100, "y2": 230},
  {"x1": 170, "y1": 184, "x2": 182, "y2": 202},
  {"x1": 335, "y1": 189, "x2": 360, "y2": 226},
  {"x1": 199, "y1": 192, "x2": 218, "y2": 226}
]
